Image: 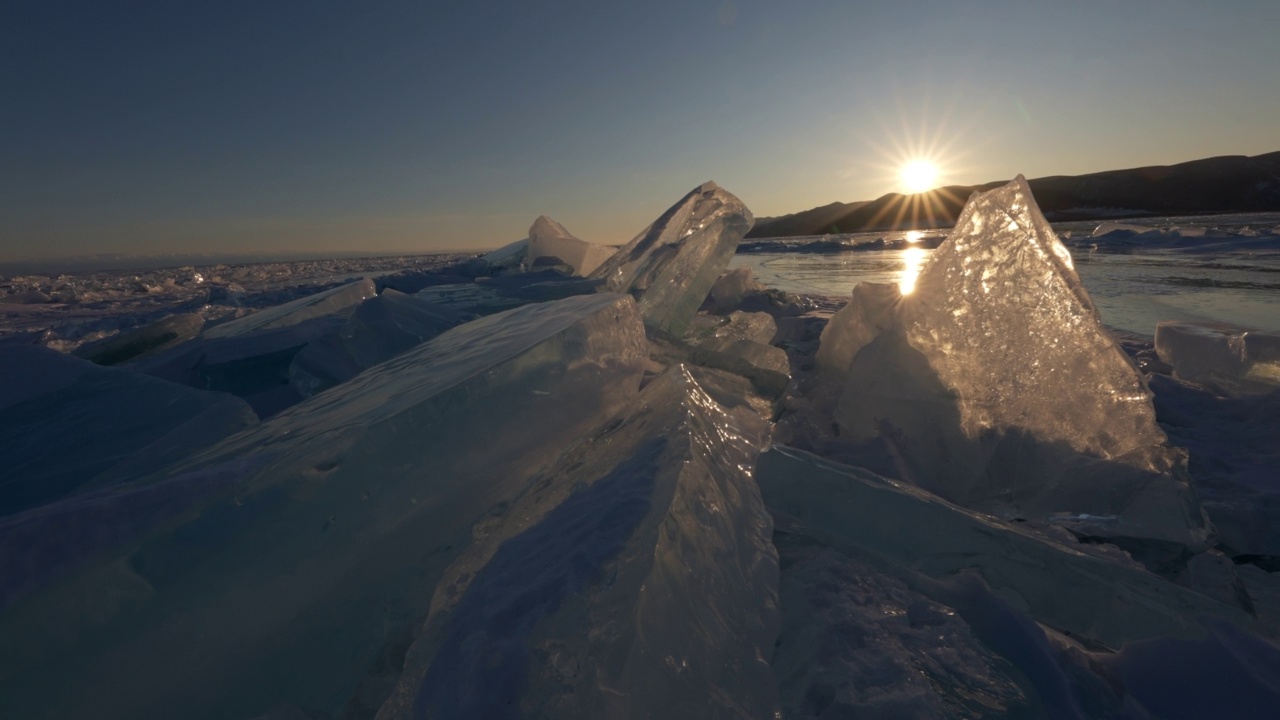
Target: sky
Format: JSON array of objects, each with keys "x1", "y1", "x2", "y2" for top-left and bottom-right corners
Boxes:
[{"x1": 2, "y1": 0, "x2": 1278, "y2": 262}]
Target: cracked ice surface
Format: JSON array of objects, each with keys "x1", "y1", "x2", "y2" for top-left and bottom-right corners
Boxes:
[
  {"x1": 823, "y1": 177, "x2": 1210, "y2": 551},
  {"x1": 0, "y1": 293, "x2": 648, "y2": 720},
  {"x1": 591, "y1": 182, "x2": 753, "y2": 338}
]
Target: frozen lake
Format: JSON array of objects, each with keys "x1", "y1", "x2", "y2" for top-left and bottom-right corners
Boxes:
[{"x1": 733, "y1": 212, "x2": 1280, "y2": 336}]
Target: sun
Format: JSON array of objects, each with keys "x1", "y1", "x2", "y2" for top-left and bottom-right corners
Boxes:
[{"x1": 900, "y1": 160, "x2": 938, "y2": 194}]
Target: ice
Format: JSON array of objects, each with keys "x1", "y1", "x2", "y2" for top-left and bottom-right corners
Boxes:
[
  {"x1": 203, "y1": 278, "x2": 376, "y2": 339},
  {"x1": 706, "y1": 266, "x2": 765, "y2": 314},
  {"x1": 526, "y1": 215, "x2": 617, "y2": 276},
  {"x1": 378, "y1": 366, "x2": 778, "y2": 720},
  {"x1": 813, "y1": 281, "x2": 899, "y2": 391},
  {"x1": 770, "y1": 532, "x2": 1035, "y2": 719},
  {"x1": 756, "y1": 446, "x2": 1253, "y2": 650},
  {"x1": 819, "y1": 177, "x2": 1210, "y2": 553},
  {"x1": 1151, "y1": 373, "x2": 1280, "y2": 559},
  {"x1": 1091, "y1": 221, "x2": 1159, "y2": 238},
  {"x1": 414, "y1": 270, "x2": 602, "y2": 315},
  {"x1": 0, "y1": 346, "x2": 257, "y2": 518},
  {"x1": 591, "y1": 181, "x2": 754, "y2": 338},
  {"x1": 288, "y1": 290, "x2": 472, "y2": 397},
  {"x1": 72, "y1": 312, "x2": 205, "y2": 365},
  {"x1": 1155, "y1": 320, "x2": 1280, "y2": 396},
  {"x1": 0, "y1": 288, "x2": 53, "y2": 304},
  {"x1": 135, "y1": 316, "x2": 348, "y2": 417},
  {"x1": 682, "y1": 311, "x2": 790, "y2": 396},
  {"x1": 0, "y1": 293, "x2": 649, "y2": 720},
  {"x1": 480, "y1": 238, "x2": 528, "y2": 271}
]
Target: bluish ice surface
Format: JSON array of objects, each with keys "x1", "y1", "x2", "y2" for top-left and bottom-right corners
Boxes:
[{"x1": 733, "y1": 212, "x2": 1280, "y2": 336}]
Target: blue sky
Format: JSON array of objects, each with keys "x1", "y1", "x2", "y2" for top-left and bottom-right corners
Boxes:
[{"x1": 2, "y1": 0, "x2": 1278, "y2": 260}]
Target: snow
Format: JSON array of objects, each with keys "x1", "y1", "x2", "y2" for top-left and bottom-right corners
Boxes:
[
  {"x1": 1155, "y1": 320, "x2": 1280, "y2": 396},
  {"x1": 592, "y1": 181, "x2": 754, "y2": 338},
  {"x1": 820, "y1": 176, "x2": 1210, "y2": 552}
]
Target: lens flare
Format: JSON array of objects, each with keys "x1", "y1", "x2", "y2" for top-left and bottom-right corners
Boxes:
[{"x1": 900, "y1": 161, "x2": 938, "y2": 194}]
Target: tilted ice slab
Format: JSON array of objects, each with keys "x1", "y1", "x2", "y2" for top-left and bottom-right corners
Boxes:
[
  {"x1": 134, "y1": 315, "x2": 348, "y2": 417},
  {"x1": 203, "y1": 278, "x2": 376, "y2": 339},
  {"x1": 821, "y1": 177, "x2": 1211, "y2": 552},
  {"x1": 377, "y1": 366, "x2": 779, "y2": 720},
  {"x1": 526, "y1": 215, "x2": 617, "y2": 276},
  {"x1": 757, "y1": 446, "x2": 1252, "y2": 650},
  {"x1": 72, "y1": 312, "x2": 205, "y2": 365},
  {"x1": 1155, "y1": 320, "x2": 1280, "y2": 397},
  {"x1": 0, "y1": 346, "x2": 257, "y2": 518},
  {"x1": 682, "y1": 311, "x2": 790, "y2": 396},
  {"x1": 480, "y1": 238, "x2": 528, "y2": 270},
  {"x1": 591, "y1": 182, "x2": 753, "y2": 338},
  {"x1": 288, "y1": 289, "x2": 472, "y2": 397},
  {"x1": 0, "y1": 293, "x2": 648, "y2": 720}
]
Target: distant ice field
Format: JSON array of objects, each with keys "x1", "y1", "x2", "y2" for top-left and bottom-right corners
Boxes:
[{"x1": 733, "y1": 211, "x2": 1280, "y2": 336}]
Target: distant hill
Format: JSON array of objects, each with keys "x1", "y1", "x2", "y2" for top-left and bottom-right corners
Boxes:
[{"x1": 747, "y1": 151, "x2": 1280, "y2": 238}]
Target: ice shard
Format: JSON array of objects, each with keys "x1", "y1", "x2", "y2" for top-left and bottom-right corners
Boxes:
[
  {"x1": 288, "y1": 289, "x2": 472, "y2": 397},
  {"x1": 526, "y1": 215, "x2": 617, "y2": 276},
  {"x1": 682, "y1": 311, "x2": 790, "y2": 396},
  {"x1": 821, "y1": 177, "x2": 1210, "y2": 552},
  {"x1": 0, "y1": 293, "x2": 648, "y2": 720},
  {"x1": 590, "y1": 182, "x2": 753, "y2": 338},
  {"x1": 203, "y1": 278, "x2": 376, "y2": 339},
  {"x1": 72, "y1": 313, "x2": 205, "y2": 365},
  {"x1": 1155, "y1": 320, "x2": 1280, "y2": 397},
  {"x1": 0, "y1": 346, "x2": 257, "y2": 517},
  {"x1": 377, "y1": 366, "x2": 779, "y2": 720},
  {"x1": 707, "y1": 266, "x2": 765, "y2": 314},
  {"x1": 756, "y1": 446, "x2": 1252, "y2": 650},
  {"x1": 479, "y1": 238, "x2": 528, "y2": 271}
]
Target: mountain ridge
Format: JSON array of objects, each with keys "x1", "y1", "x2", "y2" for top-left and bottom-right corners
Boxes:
[{"x1": 748, "y1": 151, "x2": 1280, "y2": 238}]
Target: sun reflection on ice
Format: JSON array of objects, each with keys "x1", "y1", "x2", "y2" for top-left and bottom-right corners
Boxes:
[{"x1": 899, "y1": 231, "x2": 926, "y2": 294}]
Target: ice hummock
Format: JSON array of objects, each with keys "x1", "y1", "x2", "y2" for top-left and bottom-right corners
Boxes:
[
  {"x1": 0, "y1": 346, "x2": 257, "y2": 517},
  {"x1": 591, "y1": 181, "x2": 753, "y2": 338},
  {"x1": 378, "y1": 367, "x2": 779, "y2": 720},
  {"x1": 287, "y1": 289, "x2": 473, "y2": 397},
  {"x1": 526, "y1": 215, "x2": 617, "y2": 276},
  {"x1": 72, "y1": 312, "x2": 205, "y2": 365},
  {"x1": 817, "y1": 176, "x2": 1211, "y2": 553},
  {"x1": 681, "y1": 311, "x2": 790, "y2": 396},
  {"x1": 1155, "y1": 320, "x2": 1280, "y2": 397},
  {"x1": 203, "y1": 278, "x2": 376, "y2": 339},
  {"x1": 0, "y1": 293, "x2": 648, "y2": 720}
]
